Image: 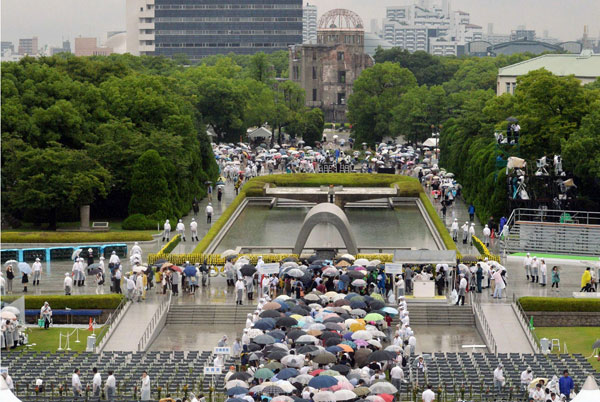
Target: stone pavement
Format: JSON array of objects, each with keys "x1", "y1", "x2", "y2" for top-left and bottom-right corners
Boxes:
[
  {"x1": 480, "y1": 303, "x2": 535, "y2": 353},
  {"x1": 102, "y1": 292, "x2": 165, "y2": 351}
]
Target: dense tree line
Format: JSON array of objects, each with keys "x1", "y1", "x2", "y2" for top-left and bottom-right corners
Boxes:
[
  {"x1": 1, "y1": 52, "x2": 321, "y2": 228},
  {"x1": 349, "y1": 49, "x2": 600, "y2": 219}
]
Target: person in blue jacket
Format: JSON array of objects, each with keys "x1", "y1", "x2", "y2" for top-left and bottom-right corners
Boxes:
[{"x1": 559, "y1": 370, "x2": 574, "y2": 400}]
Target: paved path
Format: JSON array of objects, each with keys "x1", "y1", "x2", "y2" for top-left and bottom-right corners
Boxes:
[
  {"x1": 102, "y1": 294, "x2": 164, "y2": 351},
  {"x1": 480, "y1": 303, "x2": 534, "y2": 354}
]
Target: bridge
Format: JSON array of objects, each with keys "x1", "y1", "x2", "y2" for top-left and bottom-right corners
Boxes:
[{"x1": 264, "y1": 185, "x2": 398, "y2": 208}]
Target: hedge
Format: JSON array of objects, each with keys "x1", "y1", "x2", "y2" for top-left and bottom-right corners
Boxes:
[
  {"x1": 193, "y1": 174, "x2": 424, "y2": 254},
  {"x1": 148, "y1": 253, "x2": 298, "y2": 266},
  {"x1": 1, "y1": 294, "x2": 125, "y2": 309},
  {"x1": 471, "y1": 235, "x2": 501, "y2": 262},
  {"x1": 519, "y1": 297, "x2": 600, "y2": 312},
  {"x1": 122, "y1": 214, "x2": 159, "y2": 230},
  {"x1": 159, "y1": 234, "x2": 181, "y2": 254},
  {"x1": 1, "y1": 231, "x2": 154, "y2": 243}
]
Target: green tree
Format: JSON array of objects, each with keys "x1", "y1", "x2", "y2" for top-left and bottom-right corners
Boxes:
[
  {"x1": 302, "y1": 108, "x2": 325, "y2": 147},
  {"x1": 347, "y1": 62, "x2": 417, "y2": 145},
  {"x1": 248, "y1": 52, "x2": 275, "y2": 83},
  {"x1": 5, "y1": 144, "x2": 111, "y2": 229},
  {"x1": 373, "y1": 48, "x2": 459, "y2": 86},
  {"x1": 562, "y1": 100, "x2": 600, "y2": 185},
  {"x1": 128, "y1": 150, "x2": 171, "y2": 217}
]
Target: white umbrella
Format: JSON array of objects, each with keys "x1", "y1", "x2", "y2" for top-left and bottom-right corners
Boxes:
[
  {"x1": 351, "y1": 279, "x2": 367, "y2": 288},
  {"x1": 1, "y1": 311, "x2": 17, "y2": 320},
  {"x1": 247, "y1": 328, "x2": 264, "y2": 338},
  {"x1": 286, "y1": 269, "x2": 305, "y2": 278},
  {"x1": 132, "y1": 265, "x2": 147, "y2": 273},
  {"x1": 352, "y1": 330, "x2": 373, "y2": 340},
  {"x1": 296, "y1": 334, "x2": 319, "y2": 343},
  {"x1": 314, "y1": 391, "x2": 336, "y2": 402},
  {"x1": 221, "y1": 249, "x2": 237, "y2": 258},
  {"x1": 282, "y1": 355, "x2": 305, "y2": 368},
  {"x1": 340, "y1": 254, "x2": 355, "y2": 261},
  {"x1": 292, "y1": 374, "x2": 314, "y2": 385},
  {"x1": 226, "y1": 380, "x2": 249, "y2": 389},
  {"x1": 334, "y1": 390, "x2": 357, "y2": 401},
  {"x1": 0, "y1": 376, "x2": 20, "y2": 402},
  {"x1": 272, "y1": 396, "x2": 294, "y2": 402},
  {"x1": 1, "y1": 306, "x2": 20, "y2": 316},
  {"x1": 369, "y1": 382, "x2": 397, "y2": 394},
  {"x1": 354, "y1": 258, "x2": 369, "y2": 267}
]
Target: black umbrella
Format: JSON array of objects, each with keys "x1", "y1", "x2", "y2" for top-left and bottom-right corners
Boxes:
[
  {"x1": 260, "y1": 310, "x2": 282, "y2": 318},
  {"x1": 287, "y1": 329, "x2": 307, "y2": 341},
  {"x1": 226, "y1": 255, "x2": 237, "y2": 261},
  {"x1": 282, "y1": 256, "x2": 299, "y2": 263},
  {"x1": 506, "y1": 116, "x2": 518, "y2": 122},
  {"x1": 323, "y1": 316, "x2": 344, "y2": 324},
  {"x1": 369, "y1": 300, "x2": 385, "y2": 311},
  {"x1": 267, "y1": 330, "x2": 286, "y2": 341},
  {"x1": 240, "y1": 264, "x2": 257, "y2": 277},
  {"x1": 324, "y1": 337, "x2": 342, "y2": 347},
  {"x1": 331, "y1": 364, "x2": 351, "y2": 375},
  {"x1": 461, "y1": 255, "x2": 479, "y2": 264},
  {"x1": 297, "y1": 345, "x2": 318, "y2": 354},
  {"x1": 289, "y1": 306, "x2": 309, "y2": 316},
  {"x1": 154, "y1": 259, "x2": 168, "y2": 266},
  {"x1": 229, "y1": 372, "x2": 252, "y2": 381},
  {"x1": 276, "y1": 316, "x2": 298, "y2": 328},
  {"x1": 307, "y1": 255, "x2": 319, "y2": 263},
  {"x1": 267, "y1": 350, "x2": 288, "y2": 361},
  {"x1": 368, "y1": 350, "x2": 396, "y2": 362},
  {"x1": 321, "y1": 331, "x2": 341, "y2": 340},
  {"x1": 263, "y1": 385, "x2": 285, "y2": 395},
  {"x1": 325, "y1": 322, "x2": 344, "y2": 331},
  {"x1": 245, "y1": 344, "x2": 262, "y2": 352},
  {"x1": 340, "y1": 274, "x2": 350, "y2": 283},
  {"x1": 348, "y1": 271, "x2": 365, "y2": 279}
]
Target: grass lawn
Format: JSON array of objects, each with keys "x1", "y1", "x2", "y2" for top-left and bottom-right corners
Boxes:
[
  {"x1": 534, "y1": 327, "x2": 600, "y2": 371},
  {"x1": 24, "y1": 326, "x2": 104, "y2": 352}
]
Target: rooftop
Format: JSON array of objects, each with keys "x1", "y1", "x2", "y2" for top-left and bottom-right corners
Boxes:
[{"x1": 498, "y1": 52, "x2": 600, "y2": 78}]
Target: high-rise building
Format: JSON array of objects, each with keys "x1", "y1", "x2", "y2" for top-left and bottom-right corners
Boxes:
[
  {"x1": 381, "y1": 1, "x2": 482, "y2": 56},
  {"x1": 303, "y1": 3, "x2": 317, "y2": 43},
  {"x1": 510, "y1": 29, "x2": 536, "y2": 41},
  {"x1": 74, "y1": 37, "x2": 113, "y2": 56},
  {"x1": 126, "y1": 0, "x2": 302, "y2": 61},
  {"x1": 18, "y1": 37, "x2": 38, "y2": 55},
  {"x1": 50, "y1": 40, "x2": 72, "y2": 56},
  {"x1": 1, "y1": 41, "x2": 14, "y2": 55}
]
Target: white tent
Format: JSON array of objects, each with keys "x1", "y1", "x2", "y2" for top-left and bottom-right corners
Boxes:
[
  {"x1": 0, "y1": 376, "x2": 20, "y2": 402},
  {"x1": 423, "y1": 138, "x2": 438, "y2": 147},
  {"x1": 572, "y1": 375, "x2": 600, "y2": 402},
  {"x1": 248, "y1": 127, "x2": 273, "y2": 140}
]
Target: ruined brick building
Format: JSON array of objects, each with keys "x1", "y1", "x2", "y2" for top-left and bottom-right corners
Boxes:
[{"x1": 289, "y1": 9, "x2": 374, "y2": 123}]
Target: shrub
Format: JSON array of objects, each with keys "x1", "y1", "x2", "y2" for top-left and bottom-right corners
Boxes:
[
  {"x1": 122, "y1": 214, "x2": 157, "y2": 230},
  {"x1": 160, "y1": 234, "x2": 181, "y2": 254},
  {"x1": 3, "y1": 294, "x2": 125, "y2": 309},
  {"x1": 129, "y1": 150, "x2": 172, "y2": 217},
  {"x1": 1, "y1": 231, "x2": 154, "y2": 243},
  {"x1": 519, "y1": 297, "x2": 600, "y2": 312}
]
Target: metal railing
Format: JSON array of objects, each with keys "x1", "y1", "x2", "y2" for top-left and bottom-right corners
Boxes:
[
  {"x1": 137, "y1": 292, "x2": 172, "y2": 352},
  {"x1": 470, "y1": 293, "x2": 497, "y2": 355},
  {"x1": 96, "y1": 296, "x2": 129, "y2": 352},
  {"x1": 512, "y1": 294, "x2": 541, "y2": 353},
  {"x1": 507, "y1": 208, "x2": 600, "y2": 225}
]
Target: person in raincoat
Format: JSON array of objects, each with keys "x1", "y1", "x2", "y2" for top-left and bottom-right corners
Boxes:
[
  {"x1": 225, "y1": 259, "x2": 234, "y2": 286},
  {"x1": 235, "y1": 278, "x2": 245, "y2": 305},
  {"x1": 162, "y1": 219, "x2": 171, "y2": 242},
  {"x1": 109, "y1": 250, "x2": 120, "y2": 267},
  {"x1": 206, "y1": 203, "x2": 213, "y2": 224},
  {"x1": 468, "y1": 223, "x2": 476, "y2": 246},
  {"x1": 456, "y1": 274, "x2": 467, "y2": 305},
  {"x1": 176, "y1": 219, "x2": 186, "y2": 241},
  {"x1": 581, "y1": 267, "x2": 592, "y2": 291},
  {"x1": 131, "y1": 242, "x2": 142, "y2": 257},
  {"x1": 523, "y1": 253, "x2": 532, "y2": 281},
  {"x1": 190, "y1": 218, "x2": 199, "y2": 241},
  {"x1": 482, "y1": 225, "x2": 491, "y2": 247},
  {"x1": 492, "y1": 269, "x2": 505, "y2": 299},
  {"x1": 40, "y1": 301, "x2": 52, "y2": 329},
  {"x1": 551, "y1": 266, "x2": 560, "y2": 291},
  {"x1": 461, "y1": 221, "x2": 469, "y2": 244},
  {"x1": 140, "y1": 371, "x2": 151, "y2": 401},
  {"x1": 32, "y1": 257, "x2": 42, "y2": 286},
  {"x1": 64, "y1": 272, "x2": 73, "y2": 295},
  {"x1": 531, "y1": 256, "x2": 539, "y2": 283},
  {"x1": 451, "y1": 219, "x2": 459, "y2": 242}
]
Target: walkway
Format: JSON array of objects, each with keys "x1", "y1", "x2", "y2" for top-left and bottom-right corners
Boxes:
[
  {"x1": 480, "y1": 303, "x2": 534, "y2": 354},
  {"x1": 102, "y1": 294, "x2": 164, "y2": 351}
]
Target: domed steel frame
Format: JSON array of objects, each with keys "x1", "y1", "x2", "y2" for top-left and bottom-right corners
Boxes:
[{"x1": 318, "y1": 9, "x2": 364, "y2": 30}]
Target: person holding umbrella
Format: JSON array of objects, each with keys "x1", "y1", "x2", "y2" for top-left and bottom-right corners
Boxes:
[{"x1": 20, "y1": 266, "x2": 29, "y2": 293}]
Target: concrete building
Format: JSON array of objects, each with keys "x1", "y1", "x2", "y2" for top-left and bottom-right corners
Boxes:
[
  {"x1": 289, "y1": 9, "x2": 373, "y2": 123},
  {"x1": 489, "y1": 39, "x2": 562, "y2": 56},
  {"x1": 381, "y1": 1, "x2": 481, "y2": 56},
  {"x1": 1, "y1": 41, "x2": 14, "y2": 55},
  {"x1": 497, "y1": 51, "x2": 600, "y2": 95},
  {"x1": 303, "y1": 3, "x2": 317, "y2": 43},
  {"x1": 363, "y1": 32, "x2": 394, "y2": 56},
  {"x1": 106, "y1": 31, "x2": 128, "y2": 54},
  {"x1": 50, "y1": 40, "x2": 72, "y2": 56},
  {"x1": 127, "y1": 0, "x2": 302, "y2": 61},
  {"x1": 510, "y1": 29, "x2": 535, "y2": 41},
  {"x1": 18, "y1": 37, "x2": 38, "y2": 55},
  {"x1": 74, "y1": 37, "x2": 113, "y2": 56}
]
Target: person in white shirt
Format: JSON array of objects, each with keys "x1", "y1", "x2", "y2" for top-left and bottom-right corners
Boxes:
[
  {"x1": 422, "y1": 384, "x2": 435, "y2": 402},
  {"x1": 190, "y1": 218, "x2": 199, "y2": 241},
  {"x1": 520, "y1": 367, "x2": 533, "y2": 392},
  {"x1": 408, "y1": 335, "x2": 417, "y2": 355},
  {"x1": 140, "y1": 371, "x2": 151, "y2": 401},
  {"x1": 540, "y1": 259, "x2": 547, "y2": 287},
  {"x1": 468, "y1": 223, "x2": 476, "y2": 246},
  {"x1": 261, "y1": 275, "x2": 270, "y2": 296},
  {"x1": 390, "y1": 364, "x2": 404, "y2": 392},
  {"x1": 206, "y1": 203, "x2": 214, "y2": 224},
  {"x1": 235, "y1": 278, "x2": 245, "y2": 305},
  {"x1": 493, "y1": 364, "x2": 505, "y2": 394},
  {"x1": 109, "y1": 251, "x2": 120, "y2": 266},
  {"x1": 135, "y1": 273, "x2": 144, "y2": 301},
  {"x1": 482, "y1": 224, "x2": 491, "y2": 246},
  {"x1": 105, "y1": 370, "x2": 116, "y2": 401},
  {"x1": 126, "y1": 275, "x2": 136, "y2": 301},
  {"x1": 162, "y1": 219, "x2": 171, "y2": 242},
  {"x1": 92, "y1": 367, "x2": 102, "y2": 397},
  {"x1": 450, "y1": 219, "x2": 459, "y2": 242},
  {"x1": 529, "y1": 383, "x2": 544, "y2": 401},
  {"x1": 72, "y1": 368, "x2": 82, "y2": 397},
  {"x1": 531, "y1": 256, "x2": 539, "y2": 283},
  {"x1": 176, "y1": 219, "x2": 186, "y2": 241},
  {"x1": 32, "y1": 257, "x2": 42, "y2": 286},
  {"x1": 524, "y1": 253, "x2": 532, "y2": 281},
  {"x1": 64, "y1": 273, "x2": 73, "y2": 295}
]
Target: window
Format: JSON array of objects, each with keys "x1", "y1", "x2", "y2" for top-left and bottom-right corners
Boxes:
[
  {"x1": 506, "y1": 82, "x2": 511, "y2": 94},
  {"x1": 511, "y1": 82, "x2": 517, "y2": 94},
  {"x1": 337, "y1": 51, "x2": 344, "y2": 61},
  {"x1": 312, "y1": 66, "x2": 317, "y2": 80},
  {"x1": 312, "y1": 51, "x2": 317, "y2": 61},
  {"x1": 337, "y1": 93, "x2": 346, "y2": 105},
  {"x1": 338, "y1": 71, "x2": 346, "y2": 83},
  {"x1": 293, "y1": 66, "x2": 299, "y2": 80},
  {"x1": 312, "y1": 88, "x2": 317, "y2": 101}
]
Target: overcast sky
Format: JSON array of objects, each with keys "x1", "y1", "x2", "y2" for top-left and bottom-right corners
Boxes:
[{"x1": 1, "y1": 0, "x2": 598, "y2": 47}]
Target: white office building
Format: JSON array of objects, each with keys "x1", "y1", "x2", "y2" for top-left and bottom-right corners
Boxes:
[
  {"x1": 303, "y1": 3, "x2": 317, "y2": 43},
  {"x1": 126, "y1": 0, "x2": 155, "y2": 55}
]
